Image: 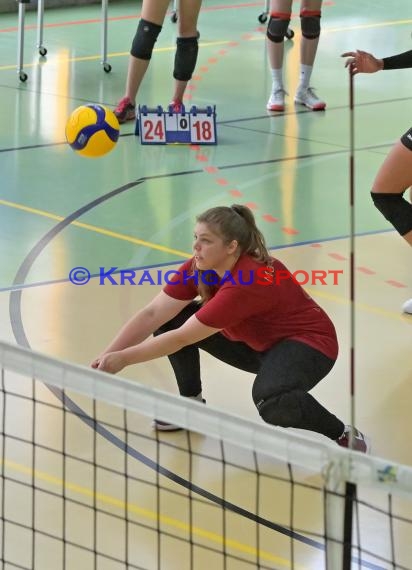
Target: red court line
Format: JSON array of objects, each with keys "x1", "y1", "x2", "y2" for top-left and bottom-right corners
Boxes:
[
  {"x1": 315, "y1": 248, "x2": 407, "y2": 289},
  {"x1": 386, "y1": 280, "x2": 407, "y2": 288},
  {"x1": 357, "y1": 266, "x2": 376, "y2": 275},
  {"x1": 262, "y1": 214, "x2": 279, "y2": 223},
  {"x1": 0, "y1": 2, "x2": 270, "y2": 34},
  {"x1": 329, "y1": 253, "x2": 347, "y2": 261}
]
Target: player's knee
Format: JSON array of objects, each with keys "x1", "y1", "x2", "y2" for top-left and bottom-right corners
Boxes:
[
  {"x1": 266, "y1": 13, "x2": 291, "y2": 43},
  {"x1": 254, "y1": 392, "x2": 304, "y2": 428},
  {"x1": 300, "y1": 9, "x2": 321, "y2": 39},
  {"x1": 371, "y1": 191, "x2": 412, "y2": 236},
  {"x1": 173, "y1": 36, "x2": 199, "y2": 81},
  {"x1": 130, "y1": 19, "x2": 162, "y2": 60}
]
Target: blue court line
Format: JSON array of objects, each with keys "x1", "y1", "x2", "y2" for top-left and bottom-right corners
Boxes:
[{"x1": 0, "y1": 227, "x2": 394, "y2": 293}]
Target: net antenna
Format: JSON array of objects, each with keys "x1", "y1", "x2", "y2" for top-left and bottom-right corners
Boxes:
[{"x1": 349, "y1": 64, "x2": 357, "y2": 448}]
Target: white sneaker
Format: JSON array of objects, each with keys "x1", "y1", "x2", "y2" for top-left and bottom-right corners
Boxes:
[
  {"x1": 294, "y1": 87, "x2": 326, "y2": 111},
  {"x1": 402, "y1": 298, "x2": 412, "y2": 314},
  {"x1": 153, "y1": 395, "x2": 206, "y2": 431},
  {"x1": 266, "y1": 89, "x2": 287, "y2": 112}
]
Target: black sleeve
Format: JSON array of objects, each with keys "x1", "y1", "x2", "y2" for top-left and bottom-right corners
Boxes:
[{"x1": 382, "y1": 49, "x2": 412, "y2": 70}]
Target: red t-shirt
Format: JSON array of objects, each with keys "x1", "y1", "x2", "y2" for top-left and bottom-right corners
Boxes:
[{"x1": 163, "y1": 255, "x2": 338, "y2": 359}]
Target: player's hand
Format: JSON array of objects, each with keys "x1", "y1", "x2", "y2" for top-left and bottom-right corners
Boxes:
[
  {"x1": 341, "y1": 50, "x2": 384, "y2": 75},
  {"x1": 91, "y1": 351, "x2": 126, "y2": 374}
]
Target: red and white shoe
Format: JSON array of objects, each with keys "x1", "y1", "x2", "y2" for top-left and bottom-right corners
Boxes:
[
  {"x1": 113, "y1": 96, "x2": 136, "y2": 123},
  {"x1": 294, "y1": 87, "x2": 326, "y2": 111},
  {"x1": 169, "y1": 99, "x2": 184, "y2": 113},
  {"x1": 266, "y1": 89, "x2": 287, "y2": 112},
  {"x1": 336, "y1": 426, "x2": 370, "y2": 453}
]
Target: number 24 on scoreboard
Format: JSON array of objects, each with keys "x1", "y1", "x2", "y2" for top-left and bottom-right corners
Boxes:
[{"x1": 141, "y1": 117, "x2": 165, "y2": 143}]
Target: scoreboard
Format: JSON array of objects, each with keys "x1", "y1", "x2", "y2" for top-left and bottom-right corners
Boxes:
[{"x1": 135, "y1": 104, "x2": 217, "y2": 145}]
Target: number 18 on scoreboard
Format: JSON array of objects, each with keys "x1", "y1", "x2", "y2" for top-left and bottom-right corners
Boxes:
[{"x1": 135, "y1": 104, "x2": 217, "y2": 145}]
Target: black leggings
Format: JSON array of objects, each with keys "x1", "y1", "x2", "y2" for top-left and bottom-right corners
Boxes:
[{"x1": 154, "y1": 302, "x2": 344, "y2": 440}]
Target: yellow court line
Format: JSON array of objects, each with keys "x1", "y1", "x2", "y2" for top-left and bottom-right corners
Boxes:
[
  {"x1": 0, "y1": 198, "x2": 190, "y2": 259},
  {"x1": 2, "y1": 458, "x2": 307, "y2": 570},
  {"x1": 324, "y1": 18, "x2": 412, "y2": 33},
  {"x1": 0, "y1": 40, "x2": 233, "y2": 72},
  {"x1": 246, "y1": 18, "x2": 412, "y2": 42},
  {"x1": 306, "y1": 287, "x2": 412, "y2": 323},
  {"x1": 2, "y1": 19, "x2": 412, "y2": 71}
]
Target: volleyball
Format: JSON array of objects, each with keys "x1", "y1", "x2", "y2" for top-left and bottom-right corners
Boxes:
[{"x1": 65, "y1": 104, "x2": 120, "y2": 158}]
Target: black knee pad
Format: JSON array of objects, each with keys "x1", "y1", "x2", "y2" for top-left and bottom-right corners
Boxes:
[
  {"x1": 254, "y1": 392, "x2": 304, "y2": 428},
  {"x1": 300, "y1": 10, "x2": 321, "y2": 39},
  {"x1": 130, "y1": 18, "x2": 162, "y2": 60},
  {"x1": 266, "y1": 14, "x2": 291, "y2": 43},
  {"x1": 371, "y1": 191, "x2": 412, "y2": 236},
  {"x1": 173, "y1": 36, "x2": 199, "y2": 81}
]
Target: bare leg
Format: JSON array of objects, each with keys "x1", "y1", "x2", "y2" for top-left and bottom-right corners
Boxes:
[
  {"x1": 267, "y1": 0, "x2": 292, "y2": 74},
  {"x1": 123, "y1": 0, "x2": 170, "y2": 103},
  {"x1": 294, "y1": 0, "x2": 326, "y2": 109},
  {"x1": 299, "y1": 0, "x2": 322, "y2": 67},
  {"x1": 372, "y1": 140, "x2": 412, "y2": 246},
  {"x1": 171, "y1": 0, "x2": 202, "y2": 103},
  {"x1": 265, "y1": 0, "x2": 292, "y2": 110}
]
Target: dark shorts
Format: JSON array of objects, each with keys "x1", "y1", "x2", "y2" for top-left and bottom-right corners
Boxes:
[{"x1": 400, "y1": 127, "x2": 412, "y2": 151}]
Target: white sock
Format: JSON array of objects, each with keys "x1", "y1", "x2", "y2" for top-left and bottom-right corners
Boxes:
[
  {"x1": 271, "y1": 68, "x2": 284, "y2": 93},
  {"x1": 297, "y1": 64, "x2": 313, "y2": 92}
]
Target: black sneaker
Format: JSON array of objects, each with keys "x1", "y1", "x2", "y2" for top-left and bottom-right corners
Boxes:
[
  {"x1": 153, "y1": 398, "x2": 206, "y2": 432},
  {"x1": 113, "y1": 96, "x2": 136, "y2": 123},
  {"x1": 336, "y1": 425, "x2": 370, "y2": 453}
]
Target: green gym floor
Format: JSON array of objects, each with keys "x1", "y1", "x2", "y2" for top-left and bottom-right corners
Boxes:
[{"x1": 1, "y1": 1, "x2": 412, "y2": 568}]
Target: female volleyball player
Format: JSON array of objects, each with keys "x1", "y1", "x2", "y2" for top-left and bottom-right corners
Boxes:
[
  {"x1": 342, "y1": 48, "x2": 412, "y2": 314},
  {"x1": 92, "y1": 205, "x2": 368, "y2": 452},
  {"x1": 113, "y1": 0, "x2": 202, "y2": 123},
  {"x1": 266, "y1": 0, "x2": 326, "y2": 112}
]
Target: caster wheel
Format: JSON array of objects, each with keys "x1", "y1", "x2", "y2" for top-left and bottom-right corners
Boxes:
[
  {"x1": 258, "y1": 12, "x2": 268, "y2": 24},
  {"x1": 103, "y1": 63, "x2": 112, "y2": 73},
  {"x1": 285, "y1": 28, "x2": 294, "y2": 40},
  {"x1": 39, "y1": 47, "x2": 47, "y2": 56},
  {"x1": 171, "y1": 11, "x2": 177, "y2": 23},
  {"x1": 19, "y1": 72, "x2": 28, "y2": 82}
]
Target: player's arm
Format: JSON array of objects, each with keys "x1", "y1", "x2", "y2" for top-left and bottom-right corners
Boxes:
[
  {"x1": 381, "y1": 49, "x2": 412, "y2": 70},
  {"x1": 95, "y1": 314, "x2": 220, "y2": 374},
  {"x1": 91, "y1": 291, "x2": 192, "y2": 367}
]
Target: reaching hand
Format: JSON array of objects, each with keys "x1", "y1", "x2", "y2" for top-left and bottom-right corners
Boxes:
[
  {"x1": 91, "y1": 351, "x2": 126, "y2": 374},
  {"x1": 341, "y1": 50, "x2": 384, "y2": 75}
]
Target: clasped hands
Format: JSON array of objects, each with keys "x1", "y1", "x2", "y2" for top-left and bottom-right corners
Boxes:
[{"x1": 91, "y1": 351, "x2": 126, "y2": 374}]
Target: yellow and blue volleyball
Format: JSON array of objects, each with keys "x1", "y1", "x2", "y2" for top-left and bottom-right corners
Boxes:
[{"x1": 65, "y1": 104, "x2": 120, "y2": 158}]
